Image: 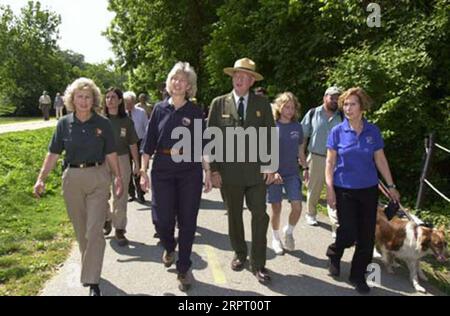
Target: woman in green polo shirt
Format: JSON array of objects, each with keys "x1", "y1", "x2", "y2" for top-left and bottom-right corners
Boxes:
[
  {"x1": 103, "y1": 87, "x2": 140, "y2": 247},
  {"x1": 34, "y1": 77, "x2": 123, "y2": 296}
]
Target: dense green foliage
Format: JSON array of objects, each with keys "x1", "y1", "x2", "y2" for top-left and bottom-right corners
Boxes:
[
  {"x1": 107, "y1": 0, "x2": 449, "y2": 207},
  {"x1": 0, "y1": 1, "x2": 126, "y2": 116},
  {"x1": 0, "y1": 128, "x2": 73, "y2": 295}
]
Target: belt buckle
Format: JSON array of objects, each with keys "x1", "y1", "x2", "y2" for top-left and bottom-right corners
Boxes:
[{"x1": 80, "y1": 163, "x2": 86, "y2": 169}]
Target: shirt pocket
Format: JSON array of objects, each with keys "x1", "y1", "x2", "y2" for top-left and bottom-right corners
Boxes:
[{"x1": 219, "y1": 115, "x2": 236, "y2": 127}]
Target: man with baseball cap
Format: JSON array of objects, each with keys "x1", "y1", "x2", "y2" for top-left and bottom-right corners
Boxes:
[{"x1": 300, "y1": 85, "x2": 343, "y2": 238}]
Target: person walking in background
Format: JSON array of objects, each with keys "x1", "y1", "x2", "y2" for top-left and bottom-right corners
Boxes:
[
  {"x1": 54, "y1": 92, "x2": 65, "y2": 120},
  {"x1": 137, "y1": 93, "x2": 153, "y2": 118},
  {"x1": 123, "y1": 91, "x2": 149, "y2": 203},
  {"x1": 39, "y1": 91, "x2": 52, "y2": 121},
  {"x1": 325, "y1": 87, "x2": 400, "y2": 294},
  {"x1": 267, "y1": 92, "x2": 305, "y2": 255},
  {"x1": 300, "y1": 86, "x2": 343, "y2": 239},
  {"x1": 33, "y1": 78, "x2": 123, "y2": 296},
  {"x1": 103, "y1": 87, "x2": 140, "y2": 247}
]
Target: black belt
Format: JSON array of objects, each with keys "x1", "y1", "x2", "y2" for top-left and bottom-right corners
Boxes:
[
  {"x1": 310, "y1": 152, "x2": 326, "y2": 157},
  {"x1": 67, "y1": 162, "x2": 103, "y2": 168}
]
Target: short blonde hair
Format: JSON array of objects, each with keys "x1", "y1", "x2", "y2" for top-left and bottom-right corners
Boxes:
[
  {"x1": 165, "y1": 62, "x2": 197, "y2": 99},
  {"x1": 63, "y1": 77, "x2": 102, "y2": 112},
  {"x1": 338, "y1": 87, "x2": 373, "y2": 112},
  {"x1": 272, "y1": 92, "x2": 301, "y2": 122}
]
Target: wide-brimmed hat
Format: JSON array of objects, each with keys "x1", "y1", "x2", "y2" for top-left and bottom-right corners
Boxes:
[{"x1": 223, "y1": 58, "x2": 264, "y2": 81}]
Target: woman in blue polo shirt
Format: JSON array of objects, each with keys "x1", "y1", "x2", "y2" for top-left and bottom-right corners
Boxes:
[{"x1": 324, "y1": 87, "x2": 400, "y2": 294}]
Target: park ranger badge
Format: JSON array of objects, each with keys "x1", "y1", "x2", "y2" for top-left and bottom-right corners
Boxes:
[
  {"x1": 120, "y1": 128, "x2": 127, "y2": 138},
  {"x1": 256, "y1": 111, "x2": 261, "y2": 118},
  {"x1": 182, "y1": 117, "x2": 191, "y2": 126}
]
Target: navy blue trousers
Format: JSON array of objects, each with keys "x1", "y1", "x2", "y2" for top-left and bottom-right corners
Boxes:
[{"x1": 151, "y1": 166, "x2": 202, "y2": 273}]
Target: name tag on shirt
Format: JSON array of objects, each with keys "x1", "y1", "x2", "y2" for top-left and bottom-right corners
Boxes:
[
  {"x1": 222, "y1": 114, "x2": 230, "y2": 118},
  {"x1": 120, "y1": 128, "x2": 127, "y2": 138},
  {"x1": 256, "y1": 111, "x2": 261, "y2": 118}
]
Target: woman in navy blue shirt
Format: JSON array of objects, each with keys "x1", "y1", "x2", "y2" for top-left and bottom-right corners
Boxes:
[
  {"x1": 325, "y1": 87, "x2": 400, "y2": 294},
  {"x1": 139, "y1": 62, "x2": 212, "y2": 291}
]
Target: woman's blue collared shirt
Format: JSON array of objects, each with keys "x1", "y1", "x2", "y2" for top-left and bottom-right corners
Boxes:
[{"x1": 327, "y1": 118, "x2": 384, "y2": 189}]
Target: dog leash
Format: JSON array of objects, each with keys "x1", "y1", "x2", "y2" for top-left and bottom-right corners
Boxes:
[{"x1": 378, "y1": 180, "x2": 422, "y2": 225}]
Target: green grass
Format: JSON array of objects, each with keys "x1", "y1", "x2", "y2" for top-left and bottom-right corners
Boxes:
[
  {"x1": 0, "y1": 128, "x2": 73, "y2": 295},
  {"x1": 0, "y1": 117, "x2": 45, "y2": 125}
]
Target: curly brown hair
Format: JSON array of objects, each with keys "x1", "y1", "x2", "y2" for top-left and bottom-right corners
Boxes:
[{"x1": 338, "y1": 87, "x2": 373, "y2": 111}]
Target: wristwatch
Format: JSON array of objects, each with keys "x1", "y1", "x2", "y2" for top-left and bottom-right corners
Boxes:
[{"x1": 387, "y1": 184, "x2": 396, "y2": 189}]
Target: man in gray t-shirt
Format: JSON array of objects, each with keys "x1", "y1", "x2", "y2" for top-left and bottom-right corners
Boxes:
[{"x1": 300, "y1": 86, "x2": 342, "y2": 238}]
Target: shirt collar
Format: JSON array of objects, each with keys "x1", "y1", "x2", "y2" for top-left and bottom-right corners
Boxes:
[
  {"x1": 166, "y1": 97, "x2": 189, "y2": 112},
  {"x1": 70, "y1": 112, "x2": 97, "y2": 125},
  {"x1": 232, "y1": 91, "x2": 249, "y2": 106},
  {"x1": 343, "y1": 118, "x2": 369, "y2": 133}
]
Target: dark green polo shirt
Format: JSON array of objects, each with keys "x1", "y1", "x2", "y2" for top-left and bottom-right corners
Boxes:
[
  {"x1": 108, "y1": 115, "x2": 139, "y2": 155},
  {"x1": 49, "y1": 112, "x2": 117, "y2": 164}
]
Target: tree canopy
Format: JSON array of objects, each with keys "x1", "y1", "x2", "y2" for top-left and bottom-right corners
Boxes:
[
  {"x1": 106, "y1": 0, "x2": 449, "y2": 204},
  {"x1": 0, "y1": 1, "x2": 125, "y2": 116}
]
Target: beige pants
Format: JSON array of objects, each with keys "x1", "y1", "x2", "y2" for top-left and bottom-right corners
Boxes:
[
  {"x1": 106, "y1": 154, "x2": 131, "y2": 231},
  {"x1": 62, "y1": 164, "x2": 111, "y2": 285},
  {"x1": 306, "y1": 153, "x2": 339, "y2": 230}
]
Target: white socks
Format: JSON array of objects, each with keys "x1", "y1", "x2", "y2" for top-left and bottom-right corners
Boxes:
[
  {"x1": 284, "y1": 224, "x2": 295, "y2": 235},
  {"x1": 272, "y1": 229, "x2": 281, "y2": 241}
]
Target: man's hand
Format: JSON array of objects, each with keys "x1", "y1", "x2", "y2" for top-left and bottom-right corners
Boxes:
[
  {"x1": 204, "y1": 170, "x2": 213, "y2": 193},
  {"x1": 211, "y1": 171, "x2": 222, "y2": 188},
  {"x1": 263, "y1": 172, "x2": 275, "y2": 185}
]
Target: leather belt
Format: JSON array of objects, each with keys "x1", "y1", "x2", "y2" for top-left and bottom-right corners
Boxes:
[
  {"x1": 157, "y1": 148, "x2": 184, "y2": 156},
  {"x1": 68, "y1": 162, "x2": 103, "y2": 168}
]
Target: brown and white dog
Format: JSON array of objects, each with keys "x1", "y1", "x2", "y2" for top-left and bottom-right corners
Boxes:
[{"x1": 375, "y1": 206, "x2": 448, "y2": 293}]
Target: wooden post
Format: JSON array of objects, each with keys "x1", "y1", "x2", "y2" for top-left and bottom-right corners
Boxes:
[{"x1": 415, "y1": 133, "x2": 434, "y2": 210}]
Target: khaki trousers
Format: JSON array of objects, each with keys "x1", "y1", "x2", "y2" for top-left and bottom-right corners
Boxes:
[
  {"x1": 62, "y1": 164, "x2": 111, "y2": 285},
  {"x1": 306, "y1": 153, "x2": 339, "y2": 230},
  {"x1": 106, "y1": 154, "x2": 131, "y2": 231}
]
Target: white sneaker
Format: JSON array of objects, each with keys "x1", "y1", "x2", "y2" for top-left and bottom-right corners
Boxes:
[
  {"x1": 305, "y1": 214, "x2": 319, "y2": 226},
  {"x1": 272, "y1": 239, "x2": 284, "y2": 255},
  {"x1": 284, "y1": 233, "x2": 295, "y2": 252}
]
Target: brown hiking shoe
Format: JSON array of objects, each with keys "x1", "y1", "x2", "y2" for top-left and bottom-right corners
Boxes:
[
  {"x1": 115, "y1": 229, "x2": 129, "y2": 247},
  {"x1": 177, "y1": 272, "x2": 192, "y2": 292},
  {"x1": 162, "y1": 250, "x2": 175, "y2": 268}
]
